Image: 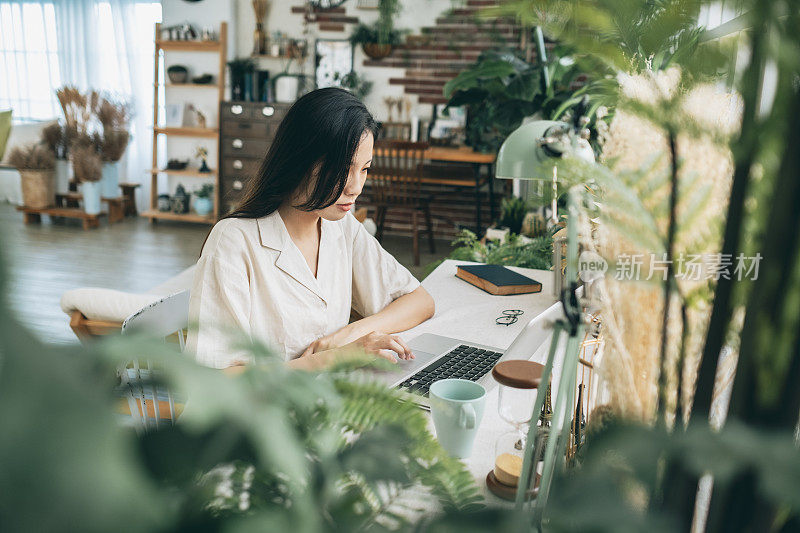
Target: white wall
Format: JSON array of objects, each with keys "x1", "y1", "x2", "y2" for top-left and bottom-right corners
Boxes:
[{"x1": 166, "y1": 0, "x2": 454, "y2": 121}]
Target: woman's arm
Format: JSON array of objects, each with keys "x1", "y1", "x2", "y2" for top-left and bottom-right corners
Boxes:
[
  {"x1": 291, "y1": 331, "x2": 416, "y2": 370},
  {"x1": 301, "y1": 286, "x2": 434, "y2": 358},
  {"x1": 340, "y1": 285, "x2": 434, "y2": 343}
]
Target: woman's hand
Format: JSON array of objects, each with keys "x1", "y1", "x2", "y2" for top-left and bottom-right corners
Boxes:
[
  {"x1": 344, "y1": 331, "x2": 415, "y2": 363},
  {"x1": 291, "y1": 331, "x2": 414, "y2": 371},
  {"x1": 301, "y1": 325, "x2": 361, "y2": 358}
]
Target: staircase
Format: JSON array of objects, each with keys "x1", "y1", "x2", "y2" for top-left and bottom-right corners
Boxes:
[{"x1": 364, "y1": 0, "x2": 529, "y2": 105}]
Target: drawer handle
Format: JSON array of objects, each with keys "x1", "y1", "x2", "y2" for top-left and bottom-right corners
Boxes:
[
  {"x1": 233, "y1": 160, "x2": 243, "y2": 170},
  {"x1": 233, "y1": 180, "x2": 243, "y2": 190},
  {"x1": 231, "y1": 104, "x2": 243, "y2": 115},
  {"x1": 232, "y1": 138, "x2": 243, "y2": 149},
  {"x1": 262, "y1": 106, "x2": 274, "y2": 117},
  {"x1": 239, "y1": 123, "x2": 252, "y2": 129}
]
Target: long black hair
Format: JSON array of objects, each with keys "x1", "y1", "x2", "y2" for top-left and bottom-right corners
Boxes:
[{"x1": 227, "y1": 87, "x2": 378, "y2": 220}]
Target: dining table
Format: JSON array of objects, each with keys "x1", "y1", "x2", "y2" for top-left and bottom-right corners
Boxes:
[{"x1": 421, "y1": 146, "x2": 497, "y2": 236}]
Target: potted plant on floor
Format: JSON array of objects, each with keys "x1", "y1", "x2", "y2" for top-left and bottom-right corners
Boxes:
[
  {"x1": 40, "y1": 122, "x2": 71, "y2": 194},
  {"x1": 7, "y1": 143, "x2": 56, "y2": 209},
  {"x1": 349, "y1": 0, "x2": 404, "y2": 60},
  {"x1": 70, "y1": 140, "x2": 103, "y2": 215},
  {"x1": 96, "y1": 96, "x2": 131, "y2": 199},
  {"x1": 193, "y1": 183, "x2": 214, "y2": 216}
]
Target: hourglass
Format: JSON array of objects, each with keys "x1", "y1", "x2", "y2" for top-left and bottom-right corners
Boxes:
[{"x1": 486, "y1": 360, "x2": 546, "y2": 500}]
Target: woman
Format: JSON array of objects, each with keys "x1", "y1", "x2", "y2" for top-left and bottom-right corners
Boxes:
[{"x1": 187, "y1": 88, "x2": 435, "y2": 370}]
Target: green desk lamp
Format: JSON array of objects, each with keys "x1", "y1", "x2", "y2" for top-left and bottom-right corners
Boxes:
[{"x1": 494, "y1": 115, "x2": 594, "y2": 528}]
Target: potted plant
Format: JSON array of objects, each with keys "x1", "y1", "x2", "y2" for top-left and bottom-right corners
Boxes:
[
  {"x1": 498, "y1": 195, "x2": 529, "y2": 235},
  {"x1": 333, "y1": 70, "x2": 374, "y2": 100},
  {"x1": 193, "y1": 183, "x2": 214, "y2": 216},
  {"x1": 40, "y1": 122, "x2": 71, "y2": 194},
  {"x1": 7, "y1": 143, "x2": 56, "y2": 209},
  {"x1": 96, "y1": 96, "x2": 131, "y2": 198},
  {"x1": 70, "y1": 140, "x2": 103, "y2": 215},
  {"x1": 273, "y1": 40, "x2": 309, "y2": 103},
  {"x1": 349, "y1": 0, "x2": 404, "y2": 60}
]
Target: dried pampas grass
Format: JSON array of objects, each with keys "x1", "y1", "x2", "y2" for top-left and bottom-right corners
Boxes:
[
  {"x1": 98, "y1": 129, "x2": 130, "y2": 162},
  {"x1": 7, "y1": 143, "x2": 56, "y2": 171},
  {"x1": 71, "y1": 144, "x2": 103, "y2": 183},
  {"x1": 592, "y1": 71, "x2": 741, "y2": 424},
  {"x1": 40, "y1": 122, "x2": 66, "y2": 158},
  {"x1": 55, "y1": 86, "x2": 132, "y2": 161}
]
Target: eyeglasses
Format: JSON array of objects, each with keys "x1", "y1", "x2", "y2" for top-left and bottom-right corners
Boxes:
[{"x1": 496, "y1": 309, "x2": 524, "y2": 326}]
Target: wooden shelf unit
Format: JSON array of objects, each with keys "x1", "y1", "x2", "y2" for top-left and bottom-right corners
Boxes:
[
  {"x1": 142, "y1": 210, "x2": 215, "y2": 224},
  {"x1": 148, "y1": 21, "x2": 227, "y2": 225},
  {"x1": 158, "y1": 40, "x2": 223, "y2": 52},
  {"x1": 153, "y1": 127, "x2": 219, "y2": 138},
  {"x1": 151, "y1": 168, "x2": 218, "y2": 178},
  {"x1": 163, "y1": 83, "x2": 221, "y2": 89}
]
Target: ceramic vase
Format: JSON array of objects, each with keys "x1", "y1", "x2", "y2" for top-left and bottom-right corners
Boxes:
[
  {"x1": 194, "y1": 197, "x2": 213, "y2": 216},
  {"x1": 274, "y1": 75, "x2": 299, "y2": 103},
  {"x1": 100, "y1": 161, "x2": 120, "y2": 198},
  {"x1": 81, "y1": 181, "x2": 102, "y2": 215},
  {"x1": 54, "y1": 159, "x2": 71, "y2": 194}
]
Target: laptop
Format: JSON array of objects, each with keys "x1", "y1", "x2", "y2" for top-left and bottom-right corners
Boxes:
[{"x1": 371, "y1": 302, "x2": 563, "y2": 406}]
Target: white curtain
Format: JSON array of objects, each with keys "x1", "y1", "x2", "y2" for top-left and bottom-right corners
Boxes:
[{"x1": 0, "y1": 0, "x2": 161, "y2": 209}]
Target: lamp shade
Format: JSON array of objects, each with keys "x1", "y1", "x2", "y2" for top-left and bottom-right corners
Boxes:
[
  {"x1": 495, "y1": 120, "x2": 594, "y2": 180},
  {"x1": 495, "y1": 120, "x2": 562, "y2": 180}
]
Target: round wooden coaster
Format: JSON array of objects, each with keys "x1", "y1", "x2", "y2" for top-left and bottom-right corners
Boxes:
[{"x1": 486, "y1": 471, "x2": 538, "y2": 501}]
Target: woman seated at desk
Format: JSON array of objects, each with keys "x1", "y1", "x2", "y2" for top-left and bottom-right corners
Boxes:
[{"x1": 188, "y1": 88, "x2": 435, "y2": 370}]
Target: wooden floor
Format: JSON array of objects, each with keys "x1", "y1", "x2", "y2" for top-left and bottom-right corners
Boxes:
[{"x1": 1, "y1": 203, "x2": 450, "y2": 344}]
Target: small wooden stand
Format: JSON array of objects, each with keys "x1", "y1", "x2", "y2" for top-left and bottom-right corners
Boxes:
[
  {"x1": 55, "y1": 193, "x2": 126, "y2": 223},
  {"x1": 17, "y1": 205, "x2": 107, "y2": 230},
  {"x1": 119, "y1": 182, "x2": 141, "y2": 216}
]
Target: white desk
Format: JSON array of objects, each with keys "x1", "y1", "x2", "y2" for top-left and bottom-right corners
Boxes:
[{"x1": 399, "y1": 260, "x2": 558, "y2": 503}]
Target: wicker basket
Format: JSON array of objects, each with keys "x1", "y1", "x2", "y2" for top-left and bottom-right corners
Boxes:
[
  {"x1": 20, "y1": 170, "x2": 56, "y2": 209},
  {"x1": 362, "y1": 43, "x2": 392, "y2": 60}
]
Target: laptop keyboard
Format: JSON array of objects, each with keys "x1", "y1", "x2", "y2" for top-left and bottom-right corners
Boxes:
[{"x1": 398, "y1": 345, "x2": 503, "y2": 397}]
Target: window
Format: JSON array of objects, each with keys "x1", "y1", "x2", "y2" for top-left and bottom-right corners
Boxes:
[
  {"x1": 0, "y1": 1, "x2": 162, "y2": 123},
  {"x1": 0, "y1": 2, "x2": 61, "y2": 122}
]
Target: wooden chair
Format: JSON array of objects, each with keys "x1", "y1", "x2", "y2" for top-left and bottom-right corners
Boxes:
[
  {"x1": 118, "y1": 290, "x2": 190, "y2": 432},
  {"x1": 377, "y1": 122, "x2": 412, "y2": 141},
  {"x1": 369, "y1": 140, "x2": 435, "y2": 266}
]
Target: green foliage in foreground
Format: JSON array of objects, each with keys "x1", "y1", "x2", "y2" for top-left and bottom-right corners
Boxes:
[{"x1": 0, "y1": 277, "x2": 483, "y2": 532}]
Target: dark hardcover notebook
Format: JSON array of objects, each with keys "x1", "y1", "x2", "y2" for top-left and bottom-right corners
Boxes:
[{"x1": 456, "y1": 264, "x2": 542, "y2": 296}]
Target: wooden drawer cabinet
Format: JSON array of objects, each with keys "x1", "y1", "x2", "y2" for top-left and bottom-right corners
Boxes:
[
  {"x1": 219, "y1": 101, "x2": 290, "y2": 213},
  {"x1": 222, "y1": 157, "x2": 260, "y2": 177},
  {"x1": 221, "y1": 136, "x2": 270, "y2": 158},
  {"x1": 221, "y1": 119, "x2": 271, "y2": 138}
]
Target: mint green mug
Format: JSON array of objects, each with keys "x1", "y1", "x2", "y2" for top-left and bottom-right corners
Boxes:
[{"x1": 429, "y1": 379, "x2": 487, "y2": 458}]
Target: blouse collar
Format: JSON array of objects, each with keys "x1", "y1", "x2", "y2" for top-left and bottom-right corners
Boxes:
[{"x1": 256, "y1": 210, "x2": 344, "y2": 304}]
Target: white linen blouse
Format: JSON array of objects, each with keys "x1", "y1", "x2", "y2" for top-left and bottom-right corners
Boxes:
[{"x1": 186, "y1": 210, "x2": 420, "y2": 368}]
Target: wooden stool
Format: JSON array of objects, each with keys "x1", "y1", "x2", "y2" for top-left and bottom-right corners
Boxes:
[
  {"x1": 119, "y1": 182, "x2": 140, "y2": 216},
  {"x1": 102, "y1": 197, "x2": 126, "y2": 224}
]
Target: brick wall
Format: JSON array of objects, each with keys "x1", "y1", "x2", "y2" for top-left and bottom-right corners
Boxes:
[{"x1": 364, "y1": 0, "x2": 528, "y2": 106}]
